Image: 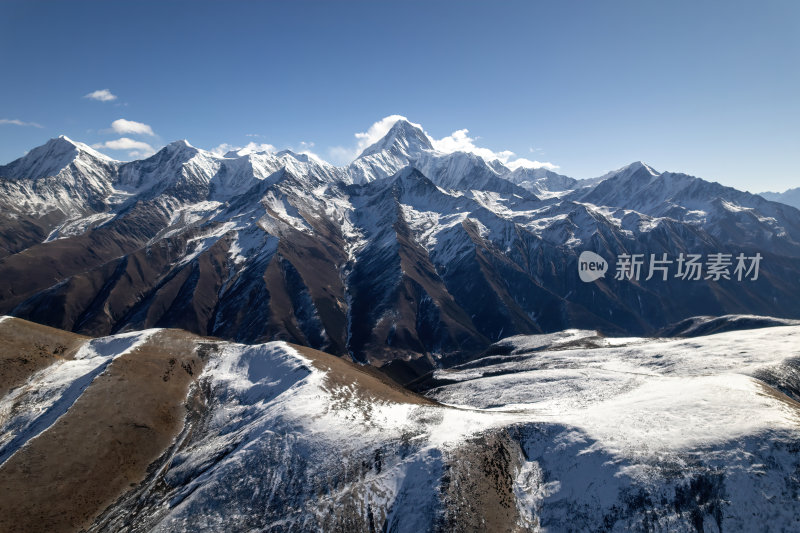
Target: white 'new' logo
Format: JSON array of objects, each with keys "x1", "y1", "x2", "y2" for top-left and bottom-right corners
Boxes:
[{"x1": 578, "y1": 251, "x2": 608, "y2": 282}]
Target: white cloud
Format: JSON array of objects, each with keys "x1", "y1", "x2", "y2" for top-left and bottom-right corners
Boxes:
[
  {"x1": 431, "y1": 128, "x2": 559, "y2": 170},
  {"x1": 84, "y1": 89, "x2": 117, "y2": 102},
  {"x1": 430, "y1": 128, "x2": 516, "y2": 163},
  {"x1": 93, "y1": 138, "x2": 153, "y2": 151},
  {"x1": 0, "y1": 118, "x2": 43, "y2": 128},
  {"x1": 110, "y1": 118, "x2": 154, "y2": 136},
  {"x1": 328, "y1": 115, "x2": 559, "y2": 170},
  {"x1": 327, "y1": 145, "x2": 359, "y2": 166},
  {"x1": 209, "y1": 141, "x2": 276, "y2": 157},
  {"x1": 292, "y1": 142, "x2": 326, "y2": 162},
  {"x1": 296, "y1": 149, "x2": 325, "y2": 163},
  {"x1": 92, "y1": 137, "x2": 155, "y2": 158},
  {"x1": 209, "y1": 143, "x2": 238, "y2": 156},
  {"x1": 244, "y1": 142, "x2": 277, "y2": 154},
  {"x1": 505, "y1": 158, "x2": 560, "y2": 171}
]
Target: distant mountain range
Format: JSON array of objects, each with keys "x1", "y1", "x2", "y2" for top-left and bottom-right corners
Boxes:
[
  {"x1": 1, "y1": 119, "x2": 799, "y2": 377},
  {"x1": 759, "y1": 186, "x2": 800, "y2": 210}
]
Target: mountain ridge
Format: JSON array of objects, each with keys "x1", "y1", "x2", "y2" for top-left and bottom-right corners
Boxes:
[{"x1": 1, "y1": 119, "x2": 800, "y2": 377}]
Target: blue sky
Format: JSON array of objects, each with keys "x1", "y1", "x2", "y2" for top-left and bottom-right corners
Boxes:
[{"x1": 0, "y1": 0, "x2": 798, "y2": 192}]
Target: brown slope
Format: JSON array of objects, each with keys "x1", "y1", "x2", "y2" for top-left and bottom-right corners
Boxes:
[
  {"x1": 0, "y1": 326, "x2": 204, "y2": 533},
  {"x1": 439, "y1": 431, "x2": 526, "y2": 532},
  {"x1": 347, "y1": 198, "x2": 491, "y2": 366},
  {"x1": 394, "y1": 213, "x2": 488, "y2": 347},
  {"x1": 275, "y1": 217, "x2": 349, "y2": 355},
  {"x1": 145, "y1": 237, "x2": 230, "y2": 334},
  {"x1": 9, "y1": 226, "x2": 202, "y2": 336},
  {"x1": 289, "y1": 343, "x2": 435, "y2": 406},
  {"x1": 0, "y1": 200, "x2": 170, "y2": 314},
  {"x1": 0, "y1": 317, "x2": 88, "y2": 398},
  {"x1": 263, "y1": 251, "x2": 312, "y2": 344},
  {"x1": 0, "y1": 317, "x2": 437, "y2": 533},
  {"x1": 464, "y1": 219, "x2": 546, "y2": 335},
  {"x1": 72, "y1": 230, "x2": 199, "y2": 335},
  {"x1": 0, "y1": 211, "x2": 62, "y2": 259}
]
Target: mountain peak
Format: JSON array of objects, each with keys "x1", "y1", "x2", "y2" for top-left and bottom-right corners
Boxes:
[
  {"x1": 157, "y1": 139, "x2": 200, "y2": 158},
  {"x1": 52, "y1": 135, "x2": 79, "y2": 147},
  {"x1": 275, "y1": 149, "x2": 308, "y2": 161},
  {"x1": 51, "y1": 136, "x2": 114, "y2": 161},
  {"x1": 34, "y1": 136, "x2": 80, "y2": 158},
  {"x1": 597, "y1": 161, "x2": 660, "y2": 183},
  {"x1": 622, "y1": 161, "x2": 659, "y2": 177},
  {"x1": 135, "y1": 140, "x2": 202, "y2": 167},
  {"x1": 223, "y1": 149, "x2": 245, "y2": 158},
  {"x1": 357, "y1": 118, "x2": 433, "y2": 159},
  {"x1": 633, "y1": 161, "x2": 658, "y2": 174},
  {"x1": 0, "y1": 136, "x2": 114, "y2": 180},
  {"x1": 167, "y1": 139, "x2": 194, "y2": 150}
]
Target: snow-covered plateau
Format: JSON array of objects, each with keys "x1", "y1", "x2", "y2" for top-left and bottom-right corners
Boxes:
[{"x1": 1, "y1": 316, "x2": 799, "y2": 532}]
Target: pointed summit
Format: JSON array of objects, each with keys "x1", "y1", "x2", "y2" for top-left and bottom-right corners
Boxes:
[
  {"x1": 616, "y1": 161, "x2": 659, "y2": 178},
  {"x1": 165, "y1": 139, "x2": 194, "y2": 151},
  {"x1": 594, "y1": 161, "x2": 660, "y2": 184},
  {"x1": 357, "y1": 118, "x2": 433, "y2": 159},
  {"x1": 50, "y1": 135, "x2": 113, "y2": 161},
  {"x1": 0, "y1": 136, "x2": 114, "y2": 181},
  {"x1": 625, "y1": 161, "x2": 659, "y2": 176},
  {"x1": 51, "y1": 135, "x2": 80, "y2": 149},
  {"x1": 151, "y1": 139, "x2": 200, "y2": 160}
]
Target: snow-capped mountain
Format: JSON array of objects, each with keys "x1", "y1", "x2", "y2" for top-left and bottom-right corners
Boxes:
[
  {"x1": 2, "y1": 315, "x2": 800, "y2": 532},
  {"x1": 349, "y1": 119, "x2": 597, "y2": 198},
  {"x1": 348, "y1": 120, "x2": 529, "y2": 195},
  {"x1": 348, "y1": 119, "x2": 435, "y2": 183},
  {"x1": 504, "y1": 166, "x2": 604, "y2": 199},
  {"x1": 571, "y1": 161, "x2": 800, "y2": 256},
  {"x1": 0, "y1": 135, "x2": 114, "y2": 183},
  {"x1": 0, "y1": 137, "x2": 121, "y2": 254},
  {"x1": 1, "y1": 118, "x2": 800, "y2": 378}
]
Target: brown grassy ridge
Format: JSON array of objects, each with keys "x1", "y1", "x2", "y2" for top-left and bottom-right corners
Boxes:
[
  {"x1": 0, "y1": 323, "x2": 202, "y2": 533},
  {"x1": 0, "y1": 316, "x2": 435, "y2": 533},
  {"x1": 0, "y1": 316, "x2": 88, "y2": 398}
]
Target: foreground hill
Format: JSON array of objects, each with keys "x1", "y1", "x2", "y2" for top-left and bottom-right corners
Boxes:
[{"x1": 1, "y1": 316, "x2": 800, "y2": 531}]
